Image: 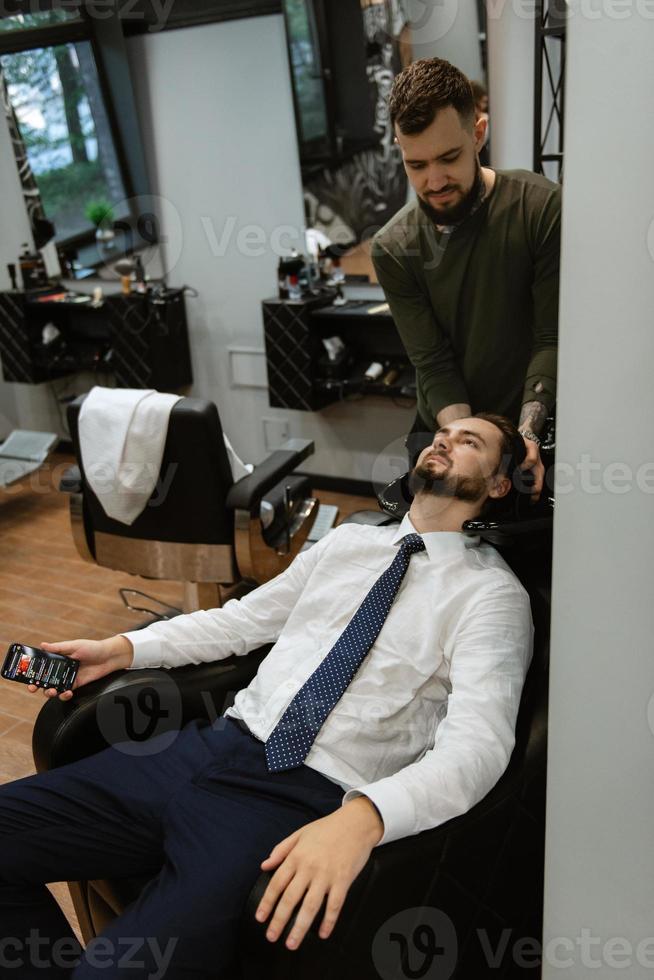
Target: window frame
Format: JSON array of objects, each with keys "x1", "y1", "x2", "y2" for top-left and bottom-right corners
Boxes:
[{"x1": 0, "y1": 3, "x2": 147, "y2": 262}]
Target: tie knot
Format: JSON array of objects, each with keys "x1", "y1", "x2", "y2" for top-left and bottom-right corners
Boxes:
[{"x1": 401, "y1": 533, "x2": 426, "y2": 555}]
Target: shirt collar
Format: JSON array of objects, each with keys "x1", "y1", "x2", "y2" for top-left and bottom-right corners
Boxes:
[{"x1": 391, "y1": 513, "x2": 480, "y2": 561}]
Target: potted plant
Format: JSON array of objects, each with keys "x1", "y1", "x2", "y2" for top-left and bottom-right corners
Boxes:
[{"x1": 85, "y1": 200, "x2": 115, "y2": 244}]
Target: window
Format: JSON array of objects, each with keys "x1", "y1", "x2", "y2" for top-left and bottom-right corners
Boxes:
[
  {"x1": 284, "y1": 0, "x2": 328, "y2": 149},
  {"x1": 0, "y1": 9, "x2": 82, "y2": 32},
  {"x1": 0, "y1": 3, "x2": 132, "y2": 252},
  {"x1": 0, "y1": 41, "x2": 129, "y2": 243}
]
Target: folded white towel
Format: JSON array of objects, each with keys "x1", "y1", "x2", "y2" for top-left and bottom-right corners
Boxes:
[
  {"x1": 79, "y1": 386, "x2": 182, "y2": 525},
  {"x1": 223, "y1": 433, "x2": 254, "y2": 482}
]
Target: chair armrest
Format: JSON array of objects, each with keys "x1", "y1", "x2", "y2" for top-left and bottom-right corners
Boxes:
[
  {"x1": 240, "y1": 738, "x2": 548, "y2": 978},
  {"x1": 59, "y1": 465, "x2": 82, "y2": 493},
  {"x1": 260, "y1": 474, "x2": 311, "y2": 547},
  {"x1": 226, "y1": 440, "x2": 314, "y2": 513},
  {"x1": 32, "y1": 647, "x2": 269, "y2": 772},
  {"x1": 239, "y1": 617, "x2": 550, "y2": 977}
]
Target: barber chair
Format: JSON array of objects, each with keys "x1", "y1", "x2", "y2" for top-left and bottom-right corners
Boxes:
[
  {"x1": 60, "y1": 394, "x2": 318, "y2": 610},
  {"x1": 33, "y1": 460, "x2": 552, "y2": 979}
]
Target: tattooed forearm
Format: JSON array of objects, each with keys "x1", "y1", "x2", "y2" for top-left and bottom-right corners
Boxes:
[{"x1": 519, "y1": 400, "x2": 548, "y2": 436}]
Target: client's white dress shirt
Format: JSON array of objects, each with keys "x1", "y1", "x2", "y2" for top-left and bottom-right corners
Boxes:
[{"x1": 123, "y1": 515, "x2": 533, "y2": 845}]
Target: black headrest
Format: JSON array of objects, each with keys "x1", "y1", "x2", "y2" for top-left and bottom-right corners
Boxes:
[{"x1": 376, "y1": 473, "x2": 553, "y2": 552}]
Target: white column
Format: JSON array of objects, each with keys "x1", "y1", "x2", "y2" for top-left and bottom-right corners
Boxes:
[
  {"x1": 485, "y1": 0, "x2": 534, "y2": 169},
  {"x1": 543, "y1": 5, "x2": 654, "y2": 978},
  {"x1": 0, "y1": 105, "x2": 31, "y2": 431},
  {"x1": 0, "y1": 104, "x2": 32, "y2": 288}
]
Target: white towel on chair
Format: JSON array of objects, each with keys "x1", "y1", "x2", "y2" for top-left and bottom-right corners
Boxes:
[
  {"x1": 223, "y1": 433, "x2": 254, "y2": 482},
  {"x1": 78, "y1": 386, "x2": 182, "y2": 525}
]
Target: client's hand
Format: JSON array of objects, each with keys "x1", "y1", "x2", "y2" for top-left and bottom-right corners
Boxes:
[
  {"x1": 26, "y1": 635, "x2": 134, "y2": 702},
  {"x1": 255, "y1": 796, "x2": 383, "y2": 950}
]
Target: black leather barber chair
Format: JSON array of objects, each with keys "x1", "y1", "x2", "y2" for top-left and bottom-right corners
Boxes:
[
  {"x1": 60, "y1": 394, "x2": 318, "y2": 611},
  {"x1": 33, "y1": 467, "x2": 552, "y2": 979}
]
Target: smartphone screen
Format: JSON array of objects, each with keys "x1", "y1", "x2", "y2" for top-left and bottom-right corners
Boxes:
[{"x1": 1, "y1": 644, "x2": 79, "y2": 693}]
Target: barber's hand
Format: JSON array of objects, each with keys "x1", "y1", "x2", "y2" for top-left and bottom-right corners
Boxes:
[
  {"x1": 255, "y1": 797, "x2": 383, "y2": 950},
  {"x1": 25, "y1": 635, "x2": 134, "y2": 702},
  {"x1": 519, "y1": 435, "x2": 545, "y2": 502}
]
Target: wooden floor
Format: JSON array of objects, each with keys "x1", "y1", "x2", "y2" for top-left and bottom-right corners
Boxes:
[{"x1": 0, "y1": 453, "x2": 377, "y2": 944}]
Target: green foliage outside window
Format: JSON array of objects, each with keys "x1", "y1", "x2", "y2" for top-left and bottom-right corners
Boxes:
[{"x1": 1, "y1": 39, "x2": 127, "y2": 242}]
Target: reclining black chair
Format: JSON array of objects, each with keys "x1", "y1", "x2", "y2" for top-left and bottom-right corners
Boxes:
[
  {"x1": 60, "y1": 394, "x2": 318, "y2": 611},
  {"x1": 33, "y1": 447, "x2": 553, "y2": 978}
]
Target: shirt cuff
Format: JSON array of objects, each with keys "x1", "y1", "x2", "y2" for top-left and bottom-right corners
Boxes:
[
  {"x1": 342, "y1": 778, "x2": 417, "y2": 846},
  {"x1": 121, "y1": 630, "x2": 164, "y2": 669}
]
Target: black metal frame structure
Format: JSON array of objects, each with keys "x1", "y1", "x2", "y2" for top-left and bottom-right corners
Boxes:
[{"x1": 533, "y1": 0, "x2": 567, "y2": 180}]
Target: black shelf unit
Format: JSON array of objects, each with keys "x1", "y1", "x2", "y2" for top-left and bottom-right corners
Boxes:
[
  {"x1": 262, "y1": 294, "x2": 414, "y2": 411},
  {"x1": 0, "y1": 288, "x2": 193, "y2": 390},
  {"x1": 534, "y1": 0, "x2": 567, "y2": 180}
]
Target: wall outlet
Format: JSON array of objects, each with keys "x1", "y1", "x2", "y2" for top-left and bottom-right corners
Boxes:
[{"x1": 262, "y1": 417, "x2": 290, "y2": 450}]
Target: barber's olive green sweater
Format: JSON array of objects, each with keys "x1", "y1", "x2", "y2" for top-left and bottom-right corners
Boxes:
[{"x1": 372, "y1": 169, "x2": 560, "y2": 426}]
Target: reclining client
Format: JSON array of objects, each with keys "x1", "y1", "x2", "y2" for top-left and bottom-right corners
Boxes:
[{"x1": 0, "y1": 412, "x2": 534, "y2": 979}]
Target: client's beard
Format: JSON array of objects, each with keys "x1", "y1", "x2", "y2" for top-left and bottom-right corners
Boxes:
[
  {"x1": 408, "y1": 460, "x2": 487, "y2": 503},
  {"x1": 417, "y1": 160, "x2": 485, "y2": 227}
]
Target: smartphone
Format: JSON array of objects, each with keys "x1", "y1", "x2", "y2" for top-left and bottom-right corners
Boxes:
[{"x1": 1, "y1": 643, "x2": 79, "y2": 693}]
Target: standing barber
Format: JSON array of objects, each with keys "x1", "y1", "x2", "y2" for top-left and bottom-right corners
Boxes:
[{"x1": 372, "y1": 58, "x2": 560, "y2": 497}]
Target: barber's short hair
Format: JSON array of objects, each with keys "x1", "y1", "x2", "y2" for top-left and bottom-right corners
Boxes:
[{"x1": 389, "y1": 57, "x2": 476, "y2": 135}]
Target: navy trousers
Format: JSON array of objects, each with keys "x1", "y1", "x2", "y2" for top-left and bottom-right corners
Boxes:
[{"x1": 0, "y1": 716, "x2": 344, "y2": 979}]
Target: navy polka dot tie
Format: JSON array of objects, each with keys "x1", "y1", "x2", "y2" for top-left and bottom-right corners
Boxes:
[{"x1": 264, "y1": 533, "x2": 426, "y2": 773}]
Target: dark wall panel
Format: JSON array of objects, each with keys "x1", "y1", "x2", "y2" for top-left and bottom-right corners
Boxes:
[{"x1": 118, "y1": 0, "x2": 282, "y2": 36}]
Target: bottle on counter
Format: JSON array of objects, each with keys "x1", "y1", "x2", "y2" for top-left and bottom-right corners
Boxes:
[
  {"x1": 277, "y1": 256, "x2": 289, "y2": 299},
  {"x1": 277, "y1": 253, "x2": 307, "y2": 300},
  {"x1": 328, "y1": 254, "x2": 345, "y2": 285},
  {"x1": 288, "y1": 273, "x2": 302, "y2": 301},
  {"x1": 18, "y1": 243, "x2": 48, "y2": 291}
]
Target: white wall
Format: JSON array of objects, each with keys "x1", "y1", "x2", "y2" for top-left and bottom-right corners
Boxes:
[
  {"x1": 0, "y1": 13, "x2": 418, "y2": 477},
  {"x1": 0, "y1": 104, "x2": 50, "y2": 435},
  {"x1": 0, "y1": 91, "x2": 107, "y2": 436},
  {"x1": 126, "y1": 14, "x2": 413, "y2": 480},
  {"x1": 543, "y1": 7, "x2": 654, "y2": 978},
  {"x1": 486, "y1": 0, "x2": 534, "y2": 170},
  {"x1": 408, "y1": 0, "x2": 483, "y2": 82}
]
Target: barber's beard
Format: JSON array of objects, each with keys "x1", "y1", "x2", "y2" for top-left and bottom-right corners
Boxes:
[
  {"x1": 417, "y1": 160, "x2": 485, "y2": 227},
  {"x1": 408, "y1": 460, "x2": 487, "y2": 503}
]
